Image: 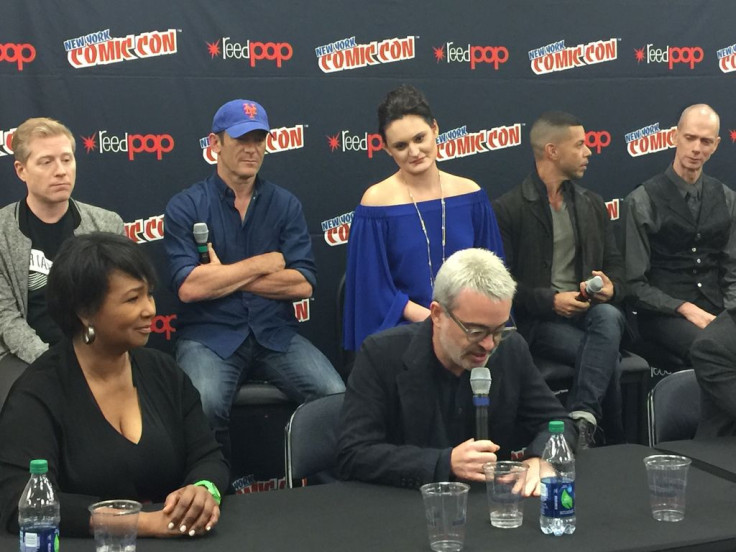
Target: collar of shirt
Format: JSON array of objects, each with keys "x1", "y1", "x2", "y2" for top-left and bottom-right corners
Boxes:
[
  {"x1": 666, "y1": 164, "x2": 703, "y2": 200},
  {"x1": 532, "y1": 169, "x2": 574, "y2": 203},
  {"x1": 211, "y1": 172, "x2": 262, "y2": 203}
]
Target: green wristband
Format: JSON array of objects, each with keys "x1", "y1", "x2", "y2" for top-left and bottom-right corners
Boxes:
[{"x1": 194, "y1": 480, "x2": 222, "y2": 505}]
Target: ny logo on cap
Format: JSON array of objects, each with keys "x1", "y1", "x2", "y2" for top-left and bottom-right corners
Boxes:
[{"x1": 243, "y1": 102, "x2": 258, "y2": 119}]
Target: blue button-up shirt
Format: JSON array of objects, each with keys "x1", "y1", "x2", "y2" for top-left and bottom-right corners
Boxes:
[{"x1": 164, "y1": 173, "x2": 317, "y2": 357}]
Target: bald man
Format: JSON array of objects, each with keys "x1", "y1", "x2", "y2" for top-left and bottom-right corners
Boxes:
[
  {"x1": 626, "y1": 104, "x2": 736, "y2": 364},
  {"x1": 493, "y1": 111, "x2": 625, "y2": 450}
]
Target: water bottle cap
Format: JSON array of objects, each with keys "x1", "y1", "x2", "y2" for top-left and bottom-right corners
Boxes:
[
  {"x1": 548, "y1": 420, "x2": 564, "y2": 434},
  {"x1": 29, "y1": 459, "x2": 48, "y2": 474}
]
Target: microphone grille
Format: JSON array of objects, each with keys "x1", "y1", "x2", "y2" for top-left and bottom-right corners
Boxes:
[
  {"x1": 470, "y1": 367, "x2": 492, "y2": 395},
  {"x1": 192, "y1": 222, "x2": 209, "y2": 244},
  {"x1": 588, "y1": 275, "x2": 603, "y2": 293}
]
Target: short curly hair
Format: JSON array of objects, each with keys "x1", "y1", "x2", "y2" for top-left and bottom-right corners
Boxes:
[{"x1": 47, "y1": 233, "x2": 158, "y2": 338}]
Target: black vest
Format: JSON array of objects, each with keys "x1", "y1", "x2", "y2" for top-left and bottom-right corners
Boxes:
[{"x1": 643, "y1": 174, "x2": 730, "y2": 314}]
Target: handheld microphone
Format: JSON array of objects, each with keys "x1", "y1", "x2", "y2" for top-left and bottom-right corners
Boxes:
[
  {"x1": 192, "y1": 222, "x2": 210, "y2": 264},
  {"x1": 575, "y1": 275, "x2": 603, "y2": 301},
  {"x1": 470, "y1": 367, "x2": 492, "y2": 441}
]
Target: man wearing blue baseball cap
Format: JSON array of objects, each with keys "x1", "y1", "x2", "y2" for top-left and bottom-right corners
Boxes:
[{"x1": 164, "y1": 99, "x2": 345, "y2": 463}]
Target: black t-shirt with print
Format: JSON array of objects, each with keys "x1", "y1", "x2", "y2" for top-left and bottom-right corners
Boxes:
[{"x1": 19, "y1": 199, "x2": 78, "y2": 345}]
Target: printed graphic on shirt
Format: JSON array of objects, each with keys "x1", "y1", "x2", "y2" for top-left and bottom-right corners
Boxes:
[{"x1": 28, "y1": 248, "x2": 52, "y2": 291}]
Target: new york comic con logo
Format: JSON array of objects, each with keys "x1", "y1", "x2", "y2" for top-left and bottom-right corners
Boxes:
[
  {"x1": 634, "y1": 44, "x2": 703, "y2": 69},
  {"x1": 0, "y1": 42, "x2": 36, "y2": 71},
  {"x1": 63, "y1": 28, "x2": 177, "y2": 68},
  {"x1": 624, "y1": 122, "x2": 676, "y2": 157},
  {"x1": 125, "y1": 214, "x2": 164, "y2": 243},
  {"x1": 321, "y1": 211, "x2": 354, "y2": 247},
  {"x1": 81, "y1": 130, "x2": 174, "y2": 160},
  {"x1": 435, "y1": 124, "x2": 522, "y2": 161},
  {"x1": 205, "y1": 36, "x2": 293, "y2": 67},
  {"x1": 200, "y1": 124, "x2": 305, "y2": 164},
  {"x1": 0, "y1": 127, "x2": 16, "y2": 157},
  {"x1": 315, "y1": 35, "x2": 416, "y2": 73},
  {"x1": 717, "y1": 42, "x2": 736, "y2": 73},
  {"x1": 432, "y1": 41, "x2": 508, "y2": 70},
  {"x1": 528, "y1": 38, "x2": 617, "y2": 74}
]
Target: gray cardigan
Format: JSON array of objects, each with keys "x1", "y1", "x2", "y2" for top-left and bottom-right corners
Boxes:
[{"x1": 0, "y1": 199, "x2": 123, "y2": 363}]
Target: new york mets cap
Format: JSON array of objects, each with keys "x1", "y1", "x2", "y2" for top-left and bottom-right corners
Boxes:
[{"x1": 211, "y1": 99, "x2": 270, "y2": 138}]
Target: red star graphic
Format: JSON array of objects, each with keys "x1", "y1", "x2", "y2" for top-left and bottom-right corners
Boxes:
[
  {"x1": 730, "y1": 129, "x2": 736, "y2": 143},
  {"x1": 634, "y1": 47, "x2": 645, "y2": 63},
  {"x1": 81, "y1": 134, "x2": 97, "y2": 153},
  {"x1": 433, "y1": 46, "x2": 445, "y2": 62},
  {"x1": 326, "y1": 134, "x2": 340, "y2": 152},
  {"x1": 206, "y1": 39, "x2": 221, "y2": 59}
]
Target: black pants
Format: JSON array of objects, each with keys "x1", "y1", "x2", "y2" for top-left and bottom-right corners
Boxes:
[{"x1": 638, "y1": 312, "x2": 707, "y2": 365}]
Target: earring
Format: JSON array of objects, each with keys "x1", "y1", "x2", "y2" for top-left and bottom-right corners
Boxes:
[{"x1": 83, "y1": 324, "x2": 96, "y2": 345}]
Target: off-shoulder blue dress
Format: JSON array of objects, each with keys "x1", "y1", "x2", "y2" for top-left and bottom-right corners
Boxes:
[{"x1": 343, "y1": 189, "x2": 505, "y2": 351}]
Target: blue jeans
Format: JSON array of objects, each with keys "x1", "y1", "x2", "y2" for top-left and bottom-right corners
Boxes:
[
  {"x1": 526, "y1": 303, "x2": 625, "y2": 422},
  {"x1": 175, "y1": 334, "x2": 345, "y2": 457}
]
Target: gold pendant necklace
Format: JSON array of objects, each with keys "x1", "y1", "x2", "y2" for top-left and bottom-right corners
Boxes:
[{"x1": 405, "y1": 171, "x2": 446, "y2": 288}]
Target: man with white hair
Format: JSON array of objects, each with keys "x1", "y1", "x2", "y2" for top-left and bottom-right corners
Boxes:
[
  {"x1": 626, "y1": 103, "x2": 736, "y2": 363},
  {"x1": 338, "y1": 248, "x2": 575, "y2": 494}
]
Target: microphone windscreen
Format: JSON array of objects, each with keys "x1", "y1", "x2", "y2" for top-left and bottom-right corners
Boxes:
[
  {"x1": 470, "y1": 367, "x2": 492, "y2": 395},
  {"x1": 193, "y1": 222, "x2": 209, "y2": 245},
  {"x1": 586, "y1": 275, "x2": 603, "y2": 294}
]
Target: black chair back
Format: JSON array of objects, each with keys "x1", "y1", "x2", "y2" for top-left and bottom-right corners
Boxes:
[
  {"x1": 647, "y1": 369, "x2": 700, "y2": 446},
  {"x1": 284, "y1": 392, "x2": 345, "y2": 487}
]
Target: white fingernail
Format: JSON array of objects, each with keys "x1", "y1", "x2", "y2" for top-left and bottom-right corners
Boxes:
[
  {"x1": 179, "y1": 525, "x2": 187, "y2": 533},
  {"x1": 167, "y1": 522, "x2": 174, "y2": 530},
  {"x1": 206, "y1": 525, "x2": 212, "y2": 532},
  {"x1": 188, "y1": 529, "x2": 196, "y2": 537}
]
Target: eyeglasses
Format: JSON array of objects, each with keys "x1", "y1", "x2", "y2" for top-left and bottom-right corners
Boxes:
[{"x1": 441, "y1": 304, "x2": 516, "y2": 344}]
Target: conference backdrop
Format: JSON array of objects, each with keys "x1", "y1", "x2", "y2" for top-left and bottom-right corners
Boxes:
[{"x1": 1, "y1": 0, "x2": 734, "y2": 367}]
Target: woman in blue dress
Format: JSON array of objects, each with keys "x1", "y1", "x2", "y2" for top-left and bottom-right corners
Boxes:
[{"x1": 343, "y1": 85, "x2": 505, "y2": 351}]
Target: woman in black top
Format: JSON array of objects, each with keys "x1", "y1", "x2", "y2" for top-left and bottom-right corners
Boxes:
[{"x1": 0, "y1": 232, "x2": 228, "y2": 537}]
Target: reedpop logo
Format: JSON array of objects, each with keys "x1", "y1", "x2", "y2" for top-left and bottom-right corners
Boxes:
[
  {"x1": 584, "y1": 131, "x2": 611, "y2": 154},
  {"x1": 634, "y1": 44, "x2": 704, "y2": 69},
  {"x1": 432, "y1": 42, "x2": 509, "y2": 69},
  {"x1": 82, "y1": 131, "x2": 174, "y2": 161},
  {"x1": 325, "y1": 130, "x2": 383, "y2": 158},
  {"x1": 0, "y1": 42, "x2": 36, "y2": 70},
  {"x1": 206, "y1": 37, "x2": 293, "y2": 67}
]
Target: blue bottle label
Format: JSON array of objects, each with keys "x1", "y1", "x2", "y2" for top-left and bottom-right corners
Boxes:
[
  {"x1": 20, "y1": 526, "x2": 59, "y2": 552},
  {"x1": 540, "y1": 477, "x2": 575, "y2": 518}
]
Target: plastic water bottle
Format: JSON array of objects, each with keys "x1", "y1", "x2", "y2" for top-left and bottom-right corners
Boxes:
[
  {"x1": 18, "y1": 459, "x2": 60, "y2": 552},
  {"x1": 539, "y1": 420, "x2": 576, "y2": 536}
]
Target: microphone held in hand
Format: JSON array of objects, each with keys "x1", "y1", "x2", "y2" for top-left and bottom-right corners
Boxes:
[
  {"x1": 575, "y1": 275, "x2": 603, "y2": 301},
  {"x1": 192, "y1": 222, "x2": 210, "y2": 264},
  {"x1": 470, "y1": 367, "x2": 492, "y2": 441}
]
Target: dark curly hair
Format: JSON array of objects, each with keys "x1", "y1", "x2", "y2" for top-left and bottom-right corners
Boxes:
[{"x1": 377, "y1": 84, "x2": 435, "y2": 140}]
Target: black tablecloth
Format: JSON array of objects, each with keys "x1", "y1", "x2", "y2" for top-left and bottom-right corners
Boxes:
[
  {"x1": 3, "y1": 444, "x2": 736, "y2": 552},
  {"x1": 657, "y1": 437, "x2": 736, "y2": 483}
]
